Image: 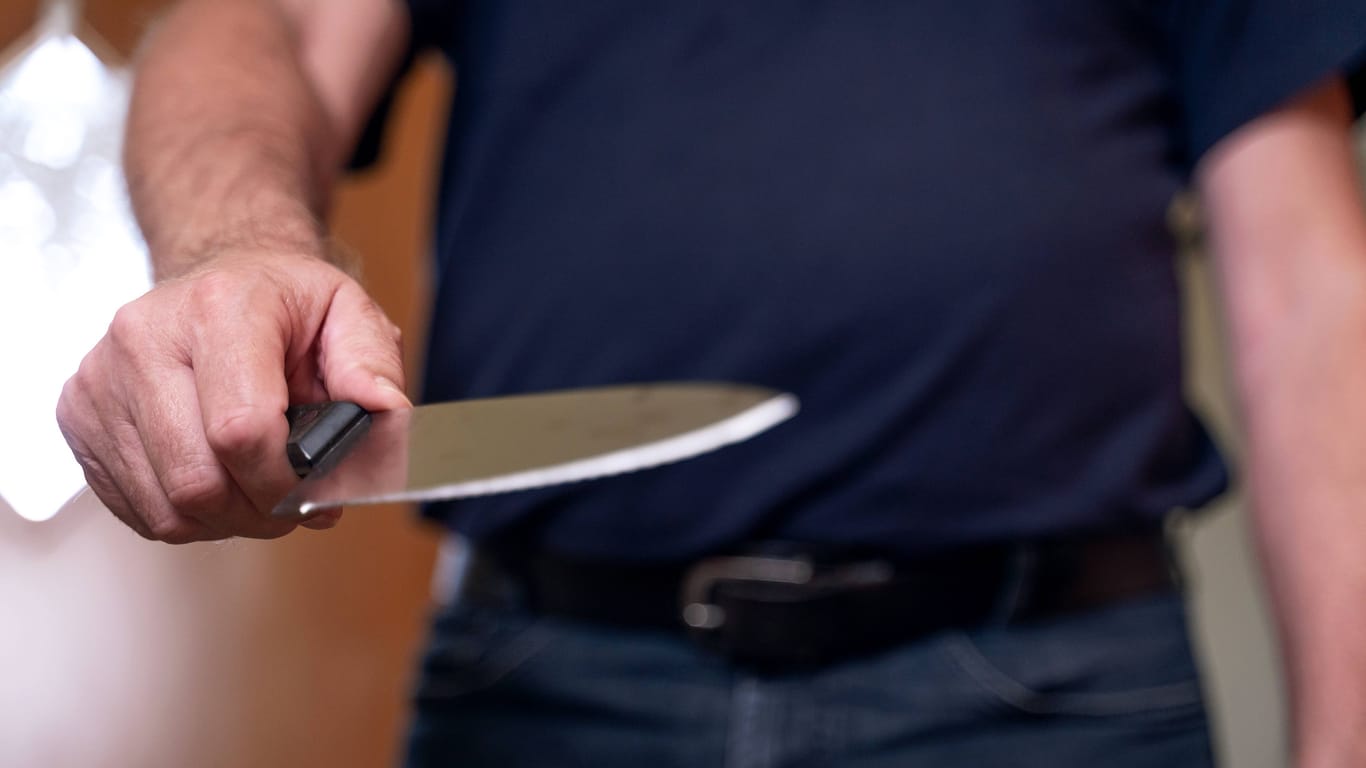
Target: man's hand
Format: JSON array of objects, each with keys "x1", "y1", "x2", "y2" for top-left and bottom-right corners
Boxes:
[
  {"x1": 54, "y1": 0, "x2": 411, "y2": 542},
  {"x1": 56, "y1": 252, "x2": 409, "y2": 543}
]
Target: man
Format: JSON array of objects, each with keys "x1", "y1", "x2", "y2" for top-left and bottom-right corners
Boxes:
[{"x1": 54, "y1": 0, "x2": 1366, "y2": 765}]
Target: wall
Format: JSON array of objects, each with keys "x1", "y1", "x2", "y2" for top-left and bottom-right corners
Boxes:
[{"x1": 1181, "y1": 252, "x2": 1287, "y2": 767}]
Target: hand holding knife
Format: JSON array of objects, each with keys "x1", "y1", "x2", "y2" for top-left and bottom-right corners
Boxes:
[
  {"x1": 57, "y1": 250, "x2": 797, "y2": 542},
  {"x1": 279, "y1": 383, "x2": 798, "y2": 518}
]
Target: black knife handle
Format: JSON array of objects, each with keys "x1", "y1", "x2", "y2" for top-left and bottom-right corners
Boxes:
[{"x1": 285, "y1": 401, "x2": 371, "y2": 477}]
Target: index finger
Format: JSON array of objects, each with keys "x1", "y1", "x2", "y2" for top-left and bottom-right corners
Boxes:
[{"x1": 189, "y1": 295, "x2": 298, "y2": 515}]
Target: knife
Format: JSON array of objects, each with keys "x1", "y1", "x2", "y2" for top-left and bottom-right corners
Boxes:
[{"x1": 273, "y1": 382, "x2": 798, "y2": 518}]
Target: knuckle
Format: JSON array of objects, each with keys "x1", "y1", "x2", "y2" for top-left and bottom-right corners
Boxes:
[
  {"x1": 66, "y1": 435, "x2": 115, "y2": 488},
  {"x1": 106, "y1": 303, "x2": 147, "y2": 350},
  {"x1": 79, "y1": 465, "x2": 126, "y2": 513},
  {"x1": 56, "y1": 371, "x2": 99, "y2": 438},
  {"x1": 162, "y1": 462, "x2": 229, "y2": 514},
  {"x1": 189, "y1": 270, "x2": 272, "y2": 319},
  {"x1": 189, "y1": 271, "x2": 242, "y2": 306},
  {"x1": 143, "y1": 513, "x2": 177, "y2": 540},
  {"x1": 54, "y1": 384, "x2": 78, "y2": 433},
  {"x1": 146, "y1": 515, "x2": 199, "y2": 545},
  {"x1": 161, "y1": 528, "x2": 202, "y2": 546},
  {"x1": 359, "y1": 320, "x2": 405, "y2": 368},
  {"x1": 365, "y1": 303, "x2": 396, "y2": 335},
  {"x1": 204, "y1": 410, "x2": 266, "y2": 459},
  {"x1": 68, "y1": 441, "x2": 100, "y2": 476}
]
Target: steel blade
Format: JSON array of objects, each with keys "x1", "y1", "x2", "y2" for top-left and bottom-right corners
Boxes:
[{"x1": 273, "y1": 383, "x2": 797, "y2": 516}]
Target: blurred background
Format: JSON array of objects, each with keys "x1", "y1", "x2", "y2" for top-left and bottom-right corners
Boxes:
[
  {"x1": 0, "y1": 1, "x2": 1360, "y2": 765},
  {"x1": 0, "y1": 2, "x2": 450, "y2": 765}
]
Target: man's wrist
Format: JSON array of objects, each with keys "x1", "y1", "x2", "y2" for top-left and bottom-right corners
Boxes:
[{"x1": 150, "y1": 195, "x2": 326, "y2": 281}]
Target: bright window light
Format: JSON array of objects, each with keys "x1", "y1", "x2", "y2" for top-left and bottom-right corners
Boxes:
[{"x1": 0, "y1": 17, "x2": 151, "y2": 522}]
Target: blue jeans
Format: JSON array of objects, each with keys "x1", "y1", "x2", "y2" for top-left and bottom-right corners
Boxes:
[{"x1": 404, "y1": 590, "x2": 1213, "y2": 767}]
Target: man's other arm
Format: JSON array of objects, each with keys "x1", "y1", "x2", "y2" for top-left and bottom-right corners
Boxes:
[
  {"x1": 1199, "y1": 76, "x2": 1366, "y2": 768},
  {"x1": 56, "y1": 0, "x2": 412, "y2": 543}
]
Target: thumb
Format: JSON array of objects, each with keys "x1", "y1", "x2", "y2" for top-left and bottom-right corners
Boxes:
[{"x1": 317, "y1": 281, "x2": 411, "y2": 411}]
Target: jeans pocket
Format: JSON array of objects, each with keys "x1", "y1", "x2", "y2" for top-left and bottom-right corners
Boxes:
[
  {"x1": 412, "y1": 602, "x2": 551, "y2": 704},
  {"x1": 940, "y1": 593, "x2": 1207, "y2": 718}
]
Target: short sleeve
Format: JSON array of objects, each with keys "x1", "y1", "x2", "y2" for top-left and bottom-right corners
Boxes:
[
  {"x1": 1171, "y1": 0, "x2": 1366, "y2": 170},
  {"x1": 347, "y1": 0, "x2": 462, "y2": 171}
]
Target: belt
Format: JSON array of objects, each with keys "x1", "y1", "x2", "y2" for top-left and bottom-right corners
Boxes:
[{"x1": 455, "y1": 530, "x2": 1178, "y2": 671}]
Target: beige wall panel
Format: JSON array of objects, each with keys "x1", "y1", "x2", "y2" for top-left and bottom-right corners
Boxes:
[{"x1": 1179, "y1": 250, "x2": 1287, "y2": 767}]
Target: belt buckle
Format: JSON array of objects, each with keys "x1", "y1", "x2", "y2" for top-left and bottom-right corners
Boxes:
[
  {"x1": 679, "y1": 555, "x2": 816, "y2": 633},
  {"x1": 678, "y1": 554, "x2": 895, "y2": 666}
]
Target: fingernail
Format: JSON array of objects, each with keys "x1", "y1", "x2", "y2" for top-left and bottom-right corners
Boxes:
[
  {"x1": 301, "y1": 509, "x2": 343, "y2": 530},
  {"x1": 376, "y1": 376, "x2": 412, "y2": 406}
]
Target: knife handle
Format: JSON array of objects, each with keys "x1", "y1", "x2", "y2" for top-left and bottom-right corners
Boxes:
[{"x1": 285, "y1": 401, "x2": 371, "y2": 477}]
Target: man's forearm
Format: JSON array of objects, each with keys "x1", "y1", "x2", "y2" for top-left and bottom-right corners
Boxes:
[
  {"x1": 1202, "y1": 77, "x2": 1366, "y2": 766},
  {"x1": 1236, "y1": 276, "x2": 1366, "y2": 765},
  {"x1": 126, "y1": 0, "x2": 375, "y2": 278}
]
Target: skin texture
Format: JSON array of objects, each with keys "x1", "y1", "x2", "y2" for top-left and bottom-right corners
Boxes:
[
  {"x1": 1200, "y1": 78, "x2": 1366, "y2": 768},
  {"x1": 55, "y1": 0, "x2": 411, "y2": 541},
  {"x1": 53, "y1": 0, "x2": 1366, "y2": 763}
]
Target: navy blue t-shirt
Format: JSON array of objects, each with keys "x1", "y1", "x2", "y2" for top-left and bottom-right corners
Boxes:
[{"x1": 376, "y1": 1, "x2": 1366, "y2": 560}]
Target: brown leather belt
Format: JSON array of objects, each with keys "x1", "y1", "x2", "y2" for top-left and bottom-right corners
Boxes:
[{"x1": 460, "y1": 530, "x2": 1178, "y2": 670}]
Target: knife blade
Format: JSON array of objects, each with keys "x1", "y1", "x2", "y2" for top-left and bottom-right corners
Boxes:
[{"x1": 273, "y1": 382, "x2": 798, "y2": 517}]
